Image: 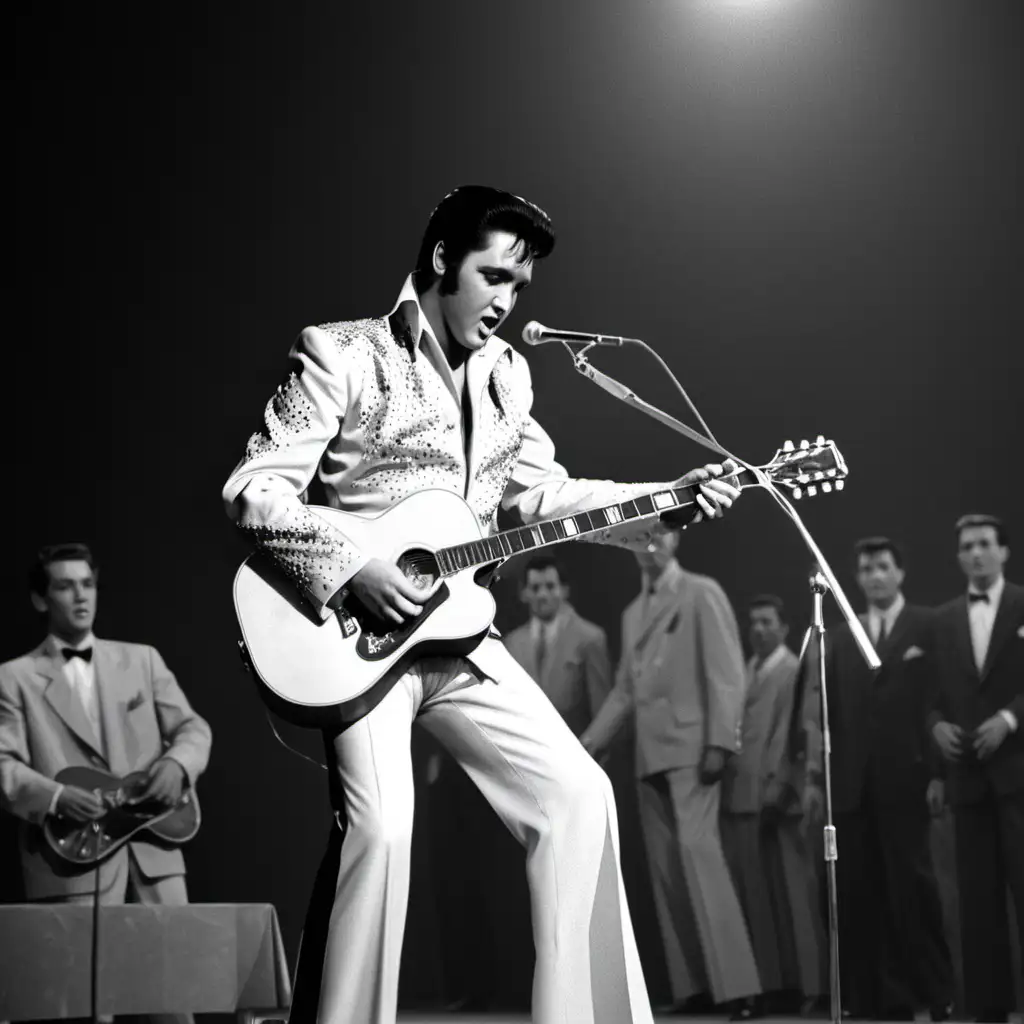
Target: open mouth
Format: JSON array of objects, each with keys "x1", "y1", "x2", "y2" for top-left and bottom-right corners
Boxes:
[{"x1": 480, "y1": 314, "x2": 500, "y2": 335}]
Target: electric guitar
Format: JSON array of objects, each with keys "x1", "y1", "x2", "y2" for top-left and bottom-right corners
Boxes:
[
  {"x1": 43, "y1": 764, "x2": 201, "y2": 868},
  {"x1": 234, "y1": 437, "x2": 847, "y2": 728}
]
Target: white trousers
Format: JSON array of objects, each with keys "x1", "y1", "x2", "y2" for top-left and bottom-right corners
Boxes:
[{"x1": 290, "y1": 638, "x2": 653, "y2": 1024}]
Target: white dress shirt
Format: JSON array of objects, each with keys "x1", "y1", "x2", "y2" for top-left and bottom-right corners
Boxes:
[
  {"x1": 746, "y1": 642, "x2": 789, "y2": 689},
  {"x1": 966, "y1": 574, "x2": 1017, "y2": 732},
  {"x1": 47, "y1": 632, "x2": 100, "y2": 815},
  {"x1": 866, "y1": 592, "x2": 905, "y2": 646}
]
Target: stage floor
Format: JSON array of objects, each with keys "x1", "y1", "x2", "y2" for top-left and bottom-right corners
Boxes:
[{"x1": 394, "y1": 1017, "x2": 1024, "y2": 1024}]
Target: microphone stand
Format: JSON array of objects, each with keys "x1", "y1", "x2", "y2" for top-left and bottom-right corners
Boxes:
[{"x1": 566, "y1": 347, "x2": 880, "y2": 1024}]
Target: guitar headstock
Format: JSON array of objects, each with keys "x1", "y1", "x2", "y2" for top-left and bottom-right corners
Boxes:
[{"x1": 763, "y1": 435, "x2": 849, "y2": 500}]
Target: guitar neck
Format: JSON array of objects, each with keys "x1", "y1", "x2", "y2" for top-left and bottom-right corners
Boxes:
[{"x1": 435, "y1": 468, "x2": 761, "y2": 576}]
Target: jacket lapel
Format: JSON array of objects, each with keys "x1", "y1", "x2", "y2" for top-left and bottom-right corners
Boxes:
[
  {"x1": 981, "y1": 584, "x2": 1023, "y2": 682},
  {"x1": 38, "y1": 645, "x2": 106, "y2": 762},
  {"x1": 952, "y1": 598, "x2": 979, "y2": 681},
  {"x1": 878, "y1": 605, "x2": 911, "y2": 666},
  {"x1": 543, "y1": 608, "x2": 578, "y2": 686},
  {"x1": 93, "y1": 640, "x2": 133, "y2": 775},
  {"x1": 632, "y1": 576, "x2": 682, "y2": 657}
]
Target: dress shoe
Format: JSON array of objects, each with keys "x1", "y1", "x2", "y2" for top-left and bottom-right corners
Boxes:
[
  {"x1": 730, "y1": 995, "x2": 767, "y2": 1020},
  {"x1": 929, "y1": 1002, "x2": 953, "y2": 1022}
]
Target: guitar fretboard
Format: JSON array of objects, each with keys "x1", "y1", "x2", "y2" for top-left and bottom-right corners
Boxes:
[{"x1": 434, "y1": 468, "x2": 758, "y2": 576}]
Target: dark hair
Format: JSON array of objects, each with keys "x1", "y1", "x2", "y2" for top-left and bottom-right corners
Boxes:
[
  {"x1": 748, "y1": 593, "x2": 787, "y2": 624},
  {"x1": 413, "y1": 185, "x2": 555, "y2": 294},
  {"x1": 955, "y1": 513, "x2": 1009, "y2": 548},
  {"x1": 522, "y1": 553, "x2": 565, "y2": 586},
  {"x1": 30, "y1": 543, "x2": 98, "y2": 597},
  {"x1": 854, "y1": 536, "x2": 904, "y2": 570}
]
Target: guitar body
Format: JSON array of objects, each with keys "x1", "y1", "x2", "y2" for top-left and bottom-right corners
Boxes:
[
  {"x1": 234, "y1": 489, "x2": 499, "y2": 728},
  {"x1": 43, "y1": 765, "x2": 201, "y2": 869}
]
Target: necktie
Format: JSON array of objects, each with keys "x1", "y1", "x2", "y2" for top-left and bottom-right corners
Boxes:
[
  {"x1": 876, "y1": 617, "x2": 888, "y2": 646},
  {"x1": 968, "y1": 592, "x2": 990, "y2": 604},
  {"x1": 536, "y1": 625, "x2": 548, "y2": 676},
  {"x1": 62, "y1": 647, "x2": 93, "y2": 662}
]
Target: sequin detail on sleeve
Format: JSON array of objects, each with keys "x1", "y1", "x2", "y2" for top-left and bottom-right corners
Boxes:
[
  {"x1": 235, "y1": 503, "x2": 358, "y2": 602},
  {"x1": 243, "y1": 371, "x2": 315, "y2": 464}
]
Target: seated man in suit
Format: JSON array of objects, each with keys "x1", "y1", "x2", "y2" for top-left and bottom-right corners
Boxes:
[
  {"x1": 503, "y1": 554, "x2": 612, "y2": 737},
  {"x1": 0, "y1": 543, "x2": 212, "y2": 909},
  {"x1": 927, "y1": 514, "x2": 1023, "y2": 1023},
  {"x1": 805, "y1": 537, "x2": 952, "y2": 1021}
]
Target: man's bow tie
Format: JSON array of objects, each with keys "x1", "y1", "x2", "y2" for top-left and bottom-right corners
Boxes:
[
  {"x1": 967, "y1": 592, "x2": 990, "y2": 605},
  {"x1": 62, "y1": 647, "x2": 93, "y2": 663}
]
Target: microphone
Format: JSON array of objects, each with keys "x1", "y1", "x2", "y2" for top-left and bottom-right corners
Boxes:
[{"x1": 521, "y1": 321, "x2": 642, "y2": 347}]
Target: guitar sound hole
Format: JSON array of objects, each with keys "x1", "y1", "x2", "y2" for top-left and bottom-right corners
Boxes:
[{"x1": 396, "y1": 549, "x2": 440, "y2": 592}]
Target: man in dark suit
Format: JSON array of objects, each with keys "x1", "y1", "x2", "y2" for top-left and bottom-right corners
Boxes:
[
  {"x1": 805, "y1": 537, "x2": 952, "y2": 1021},
  {"x1": 927, "y1": 514, "x2": 1024, "y2": 1023},
  {"x1": 503, "y1": 554, "x2": 612, "y2": 737}
]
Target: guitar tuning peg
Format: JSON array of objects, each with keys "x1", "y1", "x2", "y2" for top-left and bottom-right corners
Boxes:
[
  {"x1": 783, "y1": 439, "x2": 795, "y2": 452},
  {"x1": 807, "y1": 484, "x2": 818, "y2": 497},
  {"x1": 822, "y1": 481, "x2": 832, "y2": 493},
  {"x1": 815, "y1": 434, "x2": 825, "y2": 446},
  {"x1": 799, "y1": 438, "x2": 809, "y2": 449},
  {"x1": 835, "y1": 479, "x2": 845, "y2": 491}
]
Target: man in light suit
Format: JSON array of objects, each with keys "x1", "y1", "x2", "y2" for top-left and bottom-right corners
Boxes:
[
  {"x1": 503, "y1": 554, "x2": 612, "y2": 737},
  {"x1": 722, "y1": 595, "x2": 825, "y2": 1017},
  {"x1": 583, "y1": 528, "x2": 760, "y2": 1016},
  {"x1": 927, "y1": 514, "x2": 1024, "y2": 1023},
  {"x1": 0, "y1": 543, "x2": 212, "y2": 907},
  {"x1": 805, "y1": 537, "x2": 952, "y2": 1021}
]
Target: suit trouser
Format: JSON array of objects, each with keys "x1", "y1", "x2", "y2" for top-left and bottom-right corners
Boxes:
[
  {"x1": 637, "y1": 769, "x2": 760, "y2": 1005},
  {"x1": 835, "y1": 801, "x2": 952, "y2": 1015},
  {"x1": 761, "y1": 815, "x2": 826, "y2": 999},
  {"x1": 35, "y1": 851, "x2": 190, "y2": 1024},
  {"x1": 289, "y1": 641, "x2": 653, "y2": 1024},
  {"x1": 952, "y1": 791, "x2": 1024, "y2": 1016},
  {"x1": 720, "y1": 811, "x2": 783, "y2": 992}
]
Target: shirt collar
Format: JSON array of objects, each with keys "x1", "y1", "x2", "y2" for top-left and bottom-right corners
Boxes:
[
  {"x1": 969, "y1": 574, "x2": 1005, "y2": 607},
  {"x1": 868, "y1": 591, "x2": 905, "y2": 630},
  {"x1": 387, "y1": 275, "x2": 439, "y2": 360},
  {"x1": 530, "y1": 605, "x2": 568, "y2": 640},
  {"x1": 647, "y1": 558, "x2": 682, "y2": 597},
  {"x1": 750, "y1": 642, "x2": 789, "y2": 680},
  {"x1": 46, "y1": 632, "x2": 95, "y2": 657}
]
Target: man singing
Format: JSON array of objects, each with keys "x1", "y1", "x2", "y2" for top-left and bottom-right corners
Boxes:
[{"x1": 222, "y1": 185, "x2": 741, "y2": 1024}]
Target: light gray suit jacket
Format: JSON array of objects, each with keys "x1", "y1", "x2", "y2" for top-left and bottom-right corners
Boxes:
[
  {"x1": 503, "y1": 605, "x2": 612, "y2": 737},
  {"x1": 585, "y1": 560, "x2": 746, "y2": 778},
  {"x1": 722, "y1": 646, "x2": 801, "y2": 813},
  {"x1": 0, "y1": 636, "x2": 212, "y2": 898}
]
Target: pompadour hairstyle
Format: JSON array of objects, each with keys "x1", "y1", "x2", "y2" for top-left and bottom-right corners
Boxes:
[
  {"x1": 854, "y1": 536, "x2": 904, "y2": 571},
  {"x1": 955, "y1": 513, "x2": 1009, "y2": 547},
  {"x1": 748, "y1": 593, "x2": 787, "y2": 624},
  {"x1": 30, "y1": 543, "x2": 98, "y2": 596},
  {"x1": 413, "y1": 185, "x2": 556, "y2": 294}
]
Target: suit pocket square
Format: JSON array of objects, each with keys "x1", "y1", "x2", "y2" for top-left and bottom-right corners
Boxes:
[
  {"x1": 1017, "y1": 625, "x2": 1024, "y2": 639},
  {"x1": 902, "y1": 645, "x2": 925, "y2": 661},
  {"x1": 126, "y1": 692, "x2": 146, "y2": 711}
]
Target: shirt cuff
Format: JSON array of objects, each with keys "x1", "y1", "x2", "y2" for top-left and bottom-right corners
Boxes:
[
  {"x1": 47, "y1": 784, "x2": 64, "y2": 818},
  {"x1": 999, "y1": 709, "x2": 1018, "y2": 732}
]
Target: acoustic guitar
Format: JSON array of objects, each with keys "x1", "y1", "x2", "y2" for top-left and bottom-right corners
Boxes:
[{"x1": 234, "y1": 437, "x2": 847, "y2": 728}]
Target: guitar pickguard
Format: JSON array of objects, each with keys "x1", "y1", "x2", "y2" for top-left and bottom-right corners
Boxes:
[{"x1": 353, "y1": 582, "x2": 451, "y2": 661}]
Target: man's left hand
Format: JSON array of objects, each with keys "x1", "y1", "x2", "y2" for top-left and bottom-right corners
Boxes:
[
  {"x1": 134, "y1": 758, "x2": 187, "y2": 807},
  {"x1": 699, "y1": 745, "x2": 730, "y2": 784},
  {"x1": 670, "y1": 460, "x2": 741, "y2": 525},
  {"x1": 973, "y1": 714, "x2": 1011, "y2": 760}
]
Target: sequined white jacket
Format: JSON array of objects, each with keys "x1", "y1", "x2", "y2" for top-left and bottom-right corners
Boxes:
[{"x1": 223, "y1": 278, "x2": 665, "y2": 617}]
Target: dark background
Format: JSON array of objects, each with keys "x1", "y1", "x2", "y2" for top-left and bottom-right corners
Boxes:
[{"x1": 9, "y1": 0, "x2": 1023, "y2": 1009}]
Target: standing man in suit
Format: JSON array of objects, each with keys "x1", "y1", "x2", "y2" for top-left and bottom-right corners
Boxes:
[
  {"x1": 582, "y1": 528, "x2": 760, "y2": 1016},
  {"x1": 804, "y1": 537, "x2": 952, "y2": 1021},
  {"x1": 0, "y1": 543, "x2": 212, "y2": 908},
  {"x1": 504, "y1": 554, "x2": 612, "y2": 737},
  {"x1": 721, "y1": 595, "x2": 825, "y2": 1017},
  {"x1": 927, "y1": 514, "x2": 1024, "y2": 1023}
]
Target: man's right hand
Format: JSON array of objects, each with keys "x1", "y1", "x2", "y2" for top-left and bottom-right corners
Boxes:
[
  {"x1": 55, "y1": 786, "x2": 104, "y2": 823},
  {"x1": 347, "y1": 558, "x2": 430, "y2": 625},
  {"x1": 932, "y1": 720, "x2": 965, "y2": 762}
]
